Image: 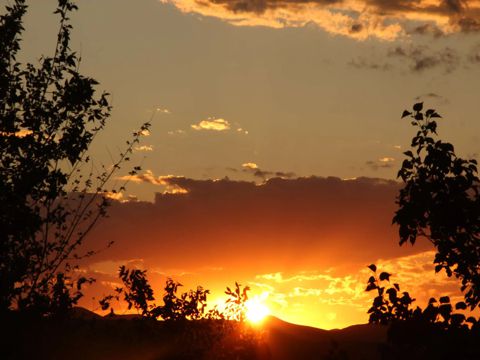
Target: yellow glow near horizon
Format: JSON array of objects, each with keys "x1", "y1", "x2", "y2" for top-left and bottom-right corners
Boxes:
[{"x1": 245, "y1": 298, "x2": 270, "y2": 324}]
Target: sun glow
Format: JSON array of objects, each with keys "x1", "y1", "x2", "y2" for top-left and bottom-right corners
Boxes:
[{"x1": 245, "y1": 298, "x2": 270, "y2": 324}]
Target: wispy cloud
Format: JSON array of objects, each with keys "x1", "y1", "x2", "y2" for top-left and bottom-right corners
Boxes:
[
  {"x1": 167, "y1": 129, "x2": 186, "y2": 136},
  {"x1": 366, "y1": 157, "x2": 395, "y2": 171},
  {"x1": 388, "y1": 45, "x2": 460, "y2": 73},
  {"x1": 156, "y1": 107, "x2": 171, "y2": 114},
  {"x1": 134, "y1": 145, "x2": 154, "y2": 152}
]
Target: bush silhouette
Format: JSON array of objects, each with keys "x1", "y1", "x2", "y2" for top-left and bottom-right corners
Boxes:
[{"x1": 366, "y1": 264, "x2": 480, "y2": 359}]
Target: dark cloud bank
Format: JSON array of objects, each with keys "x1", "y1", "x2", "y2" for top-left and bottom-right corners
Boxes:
[{"x1": 87, "y1": 176, "x2": 431, "y2": 274}]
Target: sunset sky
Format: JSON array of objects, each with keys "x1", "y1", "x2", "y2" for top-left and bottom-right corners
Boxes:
[{"x1": 8, "y1": 0, "x2": 480, "y2": 328}]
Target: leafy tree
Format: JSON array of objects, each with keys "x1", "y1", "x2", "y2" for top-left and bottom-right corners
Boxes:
[
  {"x1": 118, "y1": 266, "x2": 155, "y2": 317},
  {"x1": 0, "y1": 0, "x2": 149, "y2": 315},
  {"x1": 395, "y1": 103, "x2": 480, "y2": 309}
]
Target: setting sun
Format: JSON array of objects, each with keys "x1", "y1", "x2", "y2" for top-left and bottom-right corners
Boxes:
[{"x1": 245, "y1": 299, "x2": 270, "y2": 324}]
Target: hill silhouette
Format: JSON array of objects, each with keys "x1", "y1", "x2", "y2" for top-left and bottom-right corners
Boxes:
[{"x1": 2, "y1": 307, "x2": 388, "y2": 360}]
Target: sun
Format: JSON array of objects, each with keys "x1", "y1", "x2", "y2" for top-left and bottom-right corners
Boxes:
[{"x1": 245, "y1": 299, "x2": 270, "y2": 324}]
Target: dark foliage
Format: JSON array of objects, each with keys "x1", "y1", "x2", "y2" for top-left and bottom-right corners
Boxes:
[
  {"x1": 118, "y1": 266, "x2": 155, "y2": 317},
  {"x1": 152, "y1": 278, "x2": 210, "y2": 321},
  {"x1": 224, "y1": 282, "x2": 250, "y2": 322},
  {"x1": 366, "y1": 264, "x2": 480, "y2": 359},
  {"x1": 394, "y1": 103, "x2": 480, "y2": 309},
  {"x1": 365, "y1": 264, "x2": 476, "y2": 329},
  {"x1": 97, "y1": 267, "x2": 264, "y2": 359},
  {"x1": 0, "y1": 0, "x2": 149, "y2": 316}
]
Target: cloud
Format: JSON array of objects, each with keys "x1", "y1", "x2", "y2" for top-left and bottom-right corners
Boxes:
[
  {"x1": 468, "y1": 42, "x2": 480, "y2": 62},
  {"x1": 77, "y1": 176, "x2": 469, "y2": 328},
  {"x1": 366, "y1": 157, "x2": 395, "y2": 171},
  {"x1": 134, "y1": 145, "x2": 154, "y2": 152},
  {"x1": 249, "y1": 249, "x2": 467, "y2": 327},
  {"x1": 139, "y1": 129, "x2": 151, "y2": 137},
  {"x1": 87, "y1": 176, "x2": 431, "y2": 271},
  {"x1": 348, "y1": 57, "x2": 392, "y2": 71},
  {"x1": 118, "y1": 171, "x2": 189, "y2": 194},
  {"x1": 156, "y1": 107, "x2": 171, "y2": 114},
  {"x1": 238, "y1": 162, "x2": 296, "y2": 180},
  {"x1": 161, "y1": 0, "x2": 480, "y2": 40},
  {"x1": 242, "y1": 162, "x2": 258, "y2": 170},
  {"x1": 167, "y1": 129, "x2": 186, "y2": 136},
  {"x1": 388, "y1": 45, "x2": 460, "y2": 73},
  {"x1": 414, "y1": 92, "x2": 450, "y2": 104},
  {"x1": 406, "y1": 23, "x2": 445, "y2": 38},
  {"x1": 191, "y1": 118, "x2": 231, "y2": 131}
]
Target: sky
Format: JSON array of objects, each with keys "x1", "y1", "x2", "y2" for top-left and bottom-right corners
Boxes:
[{"x1": 6, "y1": 0, "x2": 480, "y2": 328}]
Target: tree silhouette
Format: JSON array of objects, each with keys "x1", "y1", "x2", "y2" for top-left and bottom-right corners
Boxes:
[
  {"x1": 394, "y1": 103, "x2": 480, "y2": 309},
  {"x1": 0, "y1": 0, "x2": 149, "y2": 315},
  {"x1": 223, "y1": 282, "x2": 250, "y2": 322}
]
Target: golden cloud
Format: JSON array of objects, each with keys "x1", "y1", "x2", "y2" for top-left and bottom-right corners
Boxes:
[
  {"x1": 242, "y1": 162, "x2": 259, "y2": 170},
  {"x1": 134, "y1": 145, "x2": 154, "y2": 152},
  {"x1": 118, "y1": 171, "x2": 189, "y2": 193},
  {"x1": 160, "y1": 0, "x2": 480, "y2": 40},
  {"x1": 191, "y1": 118, "x2": 231, "y2": 131}
]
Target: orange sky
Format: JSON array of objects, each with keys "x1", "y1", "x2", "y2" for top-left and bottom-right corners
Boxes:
[
  {"x1": 8, "y1": 0, "x2": 480, "y2": 329},
  {"x1": 76, "y1": 177, "x2": 466, "y2": 329}
]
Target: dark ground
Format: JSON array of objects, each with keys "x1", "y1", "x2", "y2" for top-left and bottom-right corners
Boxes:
[{"x1": 2, "y1": 308, "x2": 479, "y2": 360}]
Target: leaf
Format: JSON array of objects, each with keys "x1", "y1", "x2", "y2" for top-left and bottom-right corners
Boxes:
[
  {"x1": 365, "y1": 283, "x2": 377, "y2": 292},
  {"x1": 466, "y1": 316, "x2": 477, "y2": 324},
  {"x1": 367, "y1": 264, "x2": 377, "y2": 272},
  {"x1": 413, "y1": 102, "x2": 423, "y2": 112},
  {"x1": 455, "y1": 301, "x2": 467, "y2": 310},
  {"x1": 401, "y1": 110, "x2": 412, "y2": 118},
  {"x1": 439, "y1": 296, "x2": 450, "y2": 304},
  {"x1": 379, "y1": 272, "x2": 391, "y2": 281}
]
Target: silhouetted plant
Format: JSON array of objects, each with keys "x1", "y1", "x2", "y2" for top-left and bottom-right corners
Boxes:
[
  {"x1": 102, "y1": 266, "x2": 211, "y2": 321},
  {"x1": 117, "y1": 266, "x2": 155, "y2": 317},
  {"x1": 395, "y1": 103, "x2": 480, "y2": 309},
  {"x1": 366, "y1": 264, "x2": 474, "y2": 330},
  {"x1": 223, "y1": 282, "x2": 250, "y2": 322},
  {"x1": 366, "y1": 264, "x2": 480, "y2": 359},
  {"x1": 152, "y1": 278, "x2": 210, "y2": 321},
  {"x1": 0, "y1": 0, "x2": 149, "y2": 315},
  {"x1": 365, "y1": 264, "x2": 415, "y2": 324}
]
